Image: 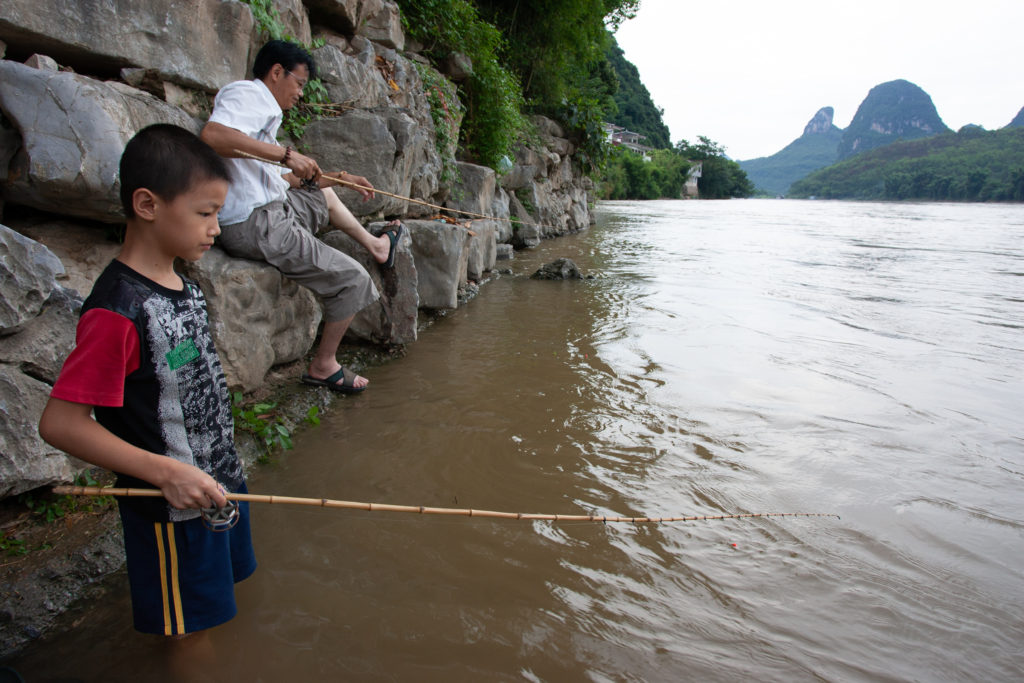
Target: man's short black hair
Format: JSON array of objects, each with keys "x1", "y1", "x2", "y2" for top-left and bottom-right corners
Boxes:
[
  {"x1": 252, "y1": 39, "x2": 317, "y2": 81},
  {"x1": 119, "y1": 124, "x2": 231, "y2": 218}
]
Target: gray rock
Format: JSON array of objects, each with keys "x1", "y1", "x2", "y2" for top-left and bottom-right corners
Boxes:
[
  {"x1": 495, "y1": 243, "x2": 514, "y2": 260},
  {"x1": 490, "y1": 188, "x2": 512, "y2": 243},
  {"x1": 181, "y1": 248, "x2": 322, "y2": 392},
  {"x1": 0, "y1": 224, "x2": 65, "y2": 332},
  {"x1": 446, "y1": 162, "x2": 495, "y2": 218},
  {"x1": 508, "y1": 194, "x2": 541, "y2": 249},
  {"x1": 25, "y1": 53, "x2": 59, "y2": 72},
  {"x1": 273, "y1": 0, "x2": 313, "y2": 45},
  {"x1": 305, "y1": 0, "x2": 384, "y2": 35},
  {"x1": 361, "y1": 1, "x2": 404, "y2": 50},
  {"x1": 405, "y1": 219, "x2": 470, "y2": 309},
  {"x1": 321, "y1": 222, "x2": 418, "y2": 344},
  {"x1": 313, "y1": 44, "x2": 390, "y2": 109},
  {"x1": 466, "y1": 220, "x2": 497, "y2": 281},
  {"x1": 0, "y1": 0, "x2": 254, "y2": 92},
  {"x1": 303, "y1": 106, "x2": 441, "y2": 219},
  {"x1": 443, "y1": 52, "x2": 473, "y2": 82},
  {"x1": 0, "y1": 285, "x2": 81, "y2": 384},
  {"x1": 0, "y1": 365, "x2": 86, "y2": 497},
  {"x1": 16, "y1": 220, "x2": 121, "y2": 297},
  {"x1": 0, "y1": 62, "x2": 198, "y2": 222},
  {"x1": 531, "y1": 257, "x2": 585, "y2": 280}
]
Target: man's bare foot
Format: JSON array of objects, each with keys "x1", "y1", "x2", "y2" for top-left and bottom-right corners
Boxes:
[{"x1": 369, "y1": 219, "x2": 403, "y2": 265}]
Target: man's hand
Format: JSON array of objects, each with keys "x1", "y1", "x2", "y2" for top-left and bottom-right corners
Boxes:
[
  {"x1": 330, "y1": 172, "x2": 375, "y2": 201},
  {"x1": 286, "y1": 149, "x2": 322, "y2": 183}
]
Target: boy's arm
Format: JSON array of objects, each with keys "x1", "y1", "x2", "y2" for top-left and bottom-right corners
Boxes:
[
  {"x1": 39, "y1": 397, "x2": 228, "y2": 510},
  {"x1": 200, "y1": 120, "x2": 321, "y2": 182}
]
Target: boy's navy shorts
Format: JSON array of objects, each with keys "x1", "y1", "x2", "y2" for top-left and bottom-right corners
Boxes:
[{"x1": 118, "y1": 484, "x2": 257, "y2": 636}]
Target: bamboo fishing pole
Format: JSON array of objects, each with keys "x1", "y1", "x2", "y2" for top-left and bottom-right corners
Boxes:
[
  {"x1": 232, "y1": 149, "x2": 560, "y2": 232},
  {"x1": 52, "y1": 486, "x2": 838, "y2": 524}
]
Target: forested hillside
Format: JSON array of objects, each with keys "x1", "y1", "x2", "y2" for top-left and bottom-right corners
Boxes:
[
  {"x1": 739, "y1": 107, "x2": 843, "y2": 196},
  {"x1": 837, "y1": 79, "x2": 949, "y2": 160},
  {"x1": 789, "y1": 126, "x2": 1024, "y2": 201},
  {"x1": 604, "y1": 37, "x2": 671, "y2": 149}
]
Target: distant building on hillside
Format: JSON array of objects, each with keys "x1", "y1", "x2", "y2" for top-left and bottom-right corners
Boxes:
[
  {"x1": 682, "y1": 162, "x2": 702, "y2": 198},
  {"x1": 604, "y1": 123, "x2": 654, "y2": 161}
]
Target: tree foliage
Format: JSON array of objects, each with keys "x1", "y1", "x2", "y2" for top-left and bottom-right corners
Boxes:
[
  {"x1": 677, "y1": 137, "x2": 754, "y2": 199},
  {"x1": 597, "y1": 147, "x2": 692, "y2": 199},
  {"x1": 394, "y1": 0, "x2": 526, "y2": 168},
  {"x1": 789, "y1": 127, "x2": 1024, "y2": 201},
  {"x1": 604, "y1": 36, "x2": 671, "y2": 149}
]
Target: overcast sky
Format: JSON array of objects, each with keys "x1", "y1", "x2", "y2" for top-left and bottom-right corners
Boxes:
[{"x1": 613, "y1": 0, "x2": 1024, "y2": 160}]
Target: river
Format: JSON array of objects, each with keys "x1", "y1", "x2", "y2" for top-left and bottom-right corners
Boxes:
[{"x1": 9, "y1": 199, "x2": 1024, "y2": 681}]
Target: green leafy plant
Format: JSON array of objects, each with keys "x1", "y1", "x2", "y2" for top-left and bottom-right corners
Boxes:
[
  {"x1": 414, "y1": 63, "x2": 462, "y2": 185},
  {"x1": 17, "y1": 472, "x2": 114, "y2": 523},
  {"x1": 232, "y1": 392, "x2": 321, "y2": 461},
  {"x1": 1, "y1": 532, "x2": 28, "y2": 557}
]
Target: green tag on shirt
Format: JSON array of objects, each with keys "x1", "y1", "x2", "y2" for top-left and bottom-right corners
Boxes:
[{"x1": 166, "y1": 339, "x2": 200, "y2": 370}]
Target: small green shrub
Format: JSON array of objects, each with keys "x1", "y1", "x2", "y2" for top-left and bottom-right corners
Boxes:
[{"x1": 231, "y1": 393, "x2": 321, "y2": 462}]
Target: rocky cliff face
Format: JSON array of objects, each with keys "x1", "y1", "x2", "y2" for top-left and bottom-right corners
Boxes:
[
  {"x1": 803, "y1": 106, "x2": 838, "y2": 136},
  {"x1": 837, "y1": 79, "x2": 949, "y2": 160},
  {"x1": 0, "y1": 0, "x2": 593, "y2": 500}
]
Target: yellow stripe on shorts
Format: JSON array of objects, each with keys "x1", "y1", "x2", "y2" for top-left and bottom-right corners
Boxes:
[{"x1": 154, "y1": 522, "x2": 187, "y2": 635}]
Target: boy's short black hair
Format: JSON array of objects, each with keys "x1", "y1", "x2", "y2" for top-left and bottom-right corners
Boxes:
[
  {"x1": 252, "y1": 39, "x2": 317, "y2": 81},
  {"x1": 119, "y1": 124, "x2": 231, "y2": 218}
]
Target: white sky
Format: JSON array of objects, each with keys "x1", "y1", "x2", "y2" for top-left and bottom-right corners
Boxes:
[{"x1": 613, "y1": 0, "x2": 1024, "y2": 160}]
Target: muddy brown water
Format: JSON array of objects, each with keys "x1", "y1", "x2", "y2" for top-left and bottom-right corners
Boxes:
[{"x1": 7, "y1": 199, "x2": 1024, "y2": 681}]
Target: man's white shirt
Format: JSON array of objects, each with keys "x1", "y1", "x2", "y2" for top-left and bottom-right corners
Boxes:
[{"x1": 208, "y1": 79, "x2": 291, "y2": 225}]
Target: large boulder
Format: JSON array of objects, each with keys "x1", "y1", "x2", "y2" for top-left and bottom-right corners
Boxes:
[
  {"x1": 321, "y1": 222, "x2": 418, "y2": 344},
  {"x1": 305, "y1": 0, "x2": 385, "y2": 35},
  {"x1": 15, "y1": 220, "x2": 121, "y2": 297},
  {"x1": 312, "y1": 44, "x2": 390, "y2": 109},
  {"x1": 508, "y1": 193, "x2": 541, "y2": 249},
  {"x1": 0, "y1": 365, "x2": 86, "y2": 498},
  {"x1": 0, "y1": 0, "x2": 254, "y2": 92},
  {"x1": 446, "y1": 162, "x2": 495, "y2": 219},
  {"x1": 0, "y1": 61, "x2": 198, "y2": 223},
  {"x1": 0, "y1": 223, "x2": 65, "y2": 332},
  {"x1": 405, "y1": 219, "x2": 470, "y2": 310},
  {"x1": 182, "y1": 248, "x2": 322, "y2": 392},
  {"x1": 0, "y1": 286, "x2": 81, "y2": 385},
  {"x1": 465, "y1": 220, "x2": 497, "y2": 282},
  {"x1": 490, "y1": 188, "x2": 513, "y2": 243},
  {"x1": 360, "y1": 1, "x2": 404, "y2": 50},
  {"x1": 302, "y1": 107, "x2": 442, "y2": 219}
]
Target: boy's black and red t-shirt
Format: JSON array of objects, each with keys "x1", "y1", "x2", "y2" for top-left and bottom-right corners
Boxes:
[{"x1": 52, "y1": 260, "x2": 244, "y2": 521}]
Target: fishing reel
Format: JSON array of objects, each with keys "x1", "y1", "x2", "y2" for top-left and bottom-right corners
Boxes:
[{"x1": 201, "y1": 500, "x2": 239, "y2": 532}]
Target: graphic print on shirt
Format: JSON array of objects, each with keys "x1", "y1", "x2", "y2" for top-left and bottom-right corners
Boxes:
[{"x1": 143, "y1": 283, "x2": 242, "y2": 522}]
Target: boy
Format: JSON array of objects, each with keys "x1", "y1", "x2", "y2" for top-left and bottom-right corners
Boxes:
[
  {"x1": 201, "y1": 38, "x2": 403, "y2": 394},
  {"x1": 38, "y1": 124, "x2": 256, "y2": 667}
]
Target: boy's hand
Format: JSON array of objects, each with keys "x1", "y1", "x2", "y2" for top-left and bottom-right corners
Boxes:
[{"x1": 157, "y1": 460, "x2": 228, "y2": 510}]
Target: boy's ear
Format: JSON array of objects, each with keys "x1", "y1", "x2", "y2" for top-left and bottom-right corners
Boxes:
[{"x1": 132, "y1": 188, "x2": 158, "y2": 221}]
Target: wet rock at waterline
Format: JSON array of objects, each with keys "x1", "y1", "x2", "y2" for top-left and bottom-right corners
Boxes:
[{"x1": 531, "y1": 258, "x2": 592, "y2": 280}]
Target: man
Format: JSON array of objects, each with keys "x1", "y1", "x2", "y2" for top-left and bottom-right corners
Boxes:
[{"x1": 201, "y1": 39, "x2": 402, "y2": 394}]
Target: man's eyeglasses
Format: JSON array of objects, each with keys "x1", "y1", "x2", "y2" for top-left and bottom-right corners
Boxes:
[{"x1": 285, "y1": 70, "x2": 308, "y2": 90}]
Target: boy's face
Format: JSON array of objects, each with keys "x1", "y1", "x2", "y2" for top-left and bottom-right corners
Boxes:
[
  {"x1": 152, "y1": 178, "x2": 229, "y2": 262},
  {"x1": 266, "y1": 63, "x2": 308, "y2": 111}
]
